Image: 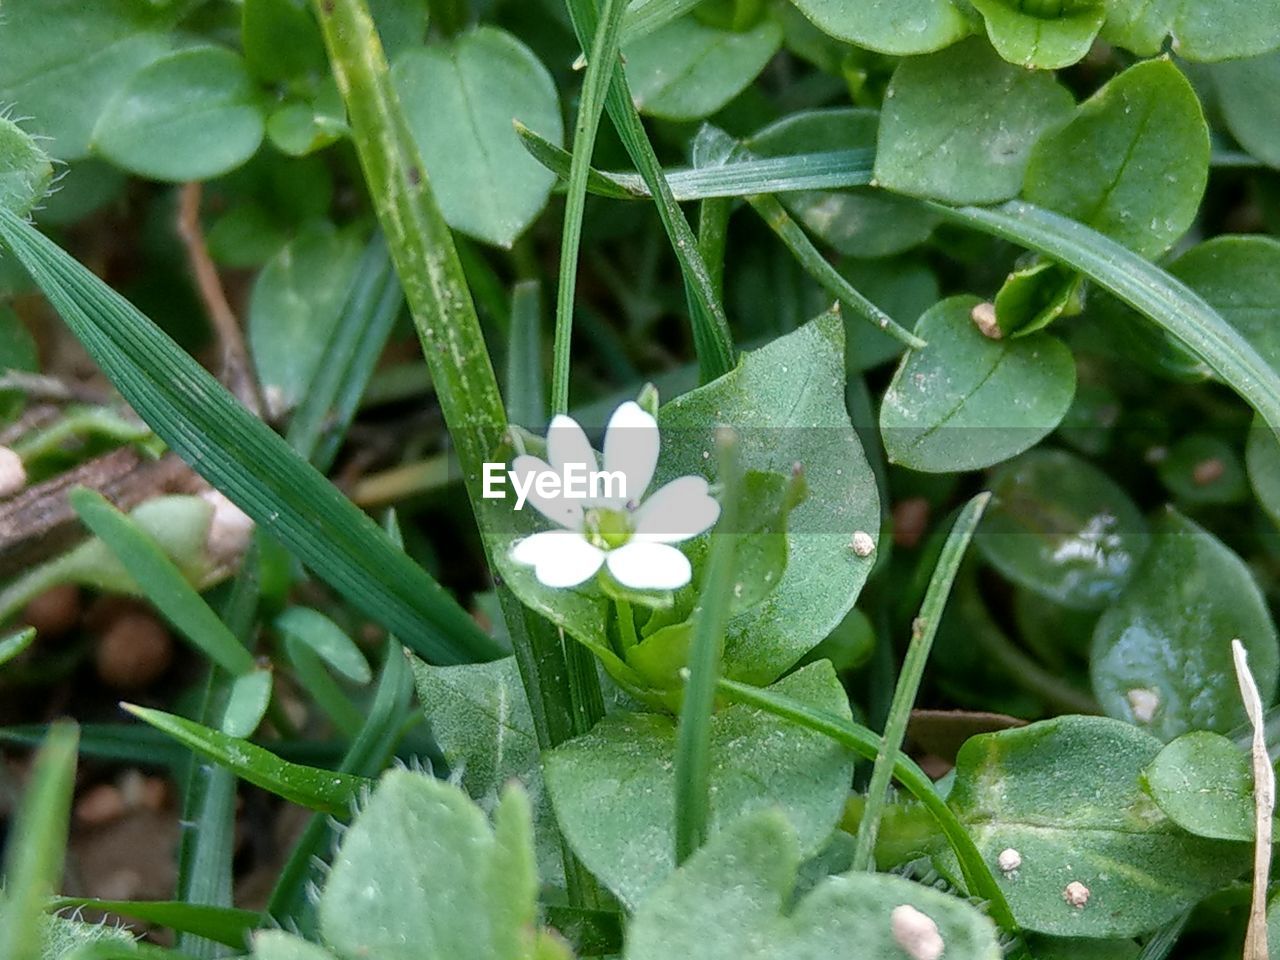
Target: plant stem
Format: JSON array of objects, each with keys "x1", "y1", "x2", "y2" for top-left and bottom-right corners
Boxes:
[
  {"x1": 698, "y1": 198, "x2": 731, "y2": 305},
  {"x1": 851, "y1": 493, "x2": 990, "y2": 873},
  {"x1": 551, "y1": 0, "x2": 629, "y2": 414},
  {"x1": 674, "y1": 430, "x2": 741, "y2": 863},
  {"x1": 614, "y1": 598, "x2": 638, "y2": 654}
]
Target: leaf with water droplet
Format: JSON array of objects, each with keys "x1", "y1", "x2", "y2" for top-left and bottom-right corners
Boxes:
[{"x1": 1090, "y1": 510, "x2": 1279, "y2": 741}]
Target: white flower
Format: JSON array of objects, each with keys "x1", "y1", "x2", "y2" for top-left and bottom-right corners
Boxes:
[{"x1": 510, "y1": 401, "x2": 720, "y2": 590}]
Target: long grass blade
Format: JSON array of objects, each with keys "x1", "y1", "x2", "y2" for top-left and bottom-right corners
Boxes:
[
  {"x1": 507, "y1": 279, "x2": 547, "y2": 428},
  {"x1": 0, "y1": 627, "x2": 35, "y2": 667},
  {"x1": 49, "y1": 901, "x2": 260, "y2": 950}
]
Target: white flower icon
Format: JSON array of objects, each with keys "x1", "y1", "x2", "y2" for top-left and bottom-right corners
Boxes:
[{"x1": 510, "y1": 401, "x2": 720, "y2": 590}]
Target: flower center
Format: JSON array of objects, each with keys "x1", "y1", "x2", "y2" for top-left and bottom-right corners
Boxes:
[{"x1": 584, "y1": 507, "x2": 632, "y2": 550}]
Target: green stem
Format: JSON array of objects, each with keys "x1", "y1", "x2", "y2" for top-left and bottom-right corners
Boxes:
[
  {"x1": 674, "y1": 431, "x2": 740, "y2": 863},
  {"x1": 563, "y1": 0, "x2": 735, "y2": 385},
  {"x1": 714, "y1": 675, "x2": 1018, "y2": 934},
  {"x1": 614, "y1": 597, "x2": 638, "y2": 655},
  {"x1": 852, "y1": 493, "x2": 990, "y2": 873},
  {"x1": 747, "y1": 195, "x2": 925, "y2": 350},
  {"x1": 698, "y1": 198, "x2": 731, "y2": 305},
  {"x1": 12, "y1": 407, "x2": 152, "y2": 461},
  {"x1": 551, "y1": 0, "x2": 630, "y2": 414}
]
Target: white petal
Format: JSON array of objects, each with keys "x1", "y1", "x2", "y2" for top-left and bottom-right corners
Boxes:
[
  {"x1": 632, "y1": 475, "x2": 721, "y2": 542},
  {"x1": 606, "y1": 542, "x2": 692, "y2": 590},
  {"x1": 547, "y1": 414, "x2": 598, "y2": 477},
  {"x1": 512, "y1": 531, "x2": 605, "y2": 588},
  {"x1": 602, "y1": 401, "x2": 659, "y2": 506},
  {"x1": 512, "y1": 454, "x2": 582, "y2": 529}
]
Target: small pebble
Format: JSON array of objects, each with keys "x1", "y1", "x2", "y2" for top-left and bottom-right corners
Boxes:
[
  {"x1": 890, "y1": 904, "x2": 945, "y2": 960},
  {"x1": 970, "y1": 302, "x2": 1002, "y2": 340},
  {"x1": 95, "y1": 611, "x2": 174, "y2": 690},
  {"x1": 851, "y1": 530, "x2": 876, "y2": 558},
  {"x1": 1063, "y1": 881, "x2": 1090, "y2": 908},
  {"x1": 1191, "y1": 457, "x2": 1225, "y2": 487},
  {"x1": 201, "y1": 489, "x2": 255, "y2": 566},
  {"x1": 0, "y1": 446, "x2": 26, "y2": 498},
  {"x1": 75, "y1": 784, "x2": 127, "y2": 826},
  {"x1": 1126, "y1": 688, "x2": 1160, "y2": 724},
  {"x1": 893, "y1": 497, "x2": 931, "y2": 549},
  {"x1": 21, "y1": 584, "x2": 82, "y2": 640},
  {"x1": 997, "y1": 848, "x2": 1022, "y2": 873}
]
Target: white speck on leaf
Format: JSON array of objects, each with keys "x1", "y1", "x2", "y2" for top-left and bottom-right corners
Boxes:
[{"x1": 890, "y1": 904, "x2": 944, "y2": 960}]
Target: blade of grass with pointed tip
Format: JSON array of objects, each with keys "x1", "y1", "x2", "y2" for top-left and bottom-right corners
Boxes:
[
  {"x1": 747, "y1": 194, "x2": 925, "y2": 350},
  {"x1": 552, "y1": 0, "x2": 629, "y2": 414},
  {"x1": 122, "y1": 704, "x2": 371, "y2": 816},
  {"x1": 0, "y1": 627, "x2": 35, "y2": 667},
  {"x1": 930, "y1": 200, "x2": 1280, "y2": 440},
  {"x1": 0, "y1": 206, "x2": 496, "y2": 667},
  {"x1": 0, "y1": 721, "x2": 79, "y2": 960},
  {"x1": 516, "y1": 124, "x2": 876, "y2": 200},
  {"x1": 713, "y1": 676, "x2": 1017, "y2": 933},
  {"x1": 69, "y1": 488, "x2": 255, "y2": 676},
  {"x1": 853, "y1": 493, "x2": 990, "y2": 873},
  {"x1": 50, "y1": 901, "x2": 260, "y2": 950}
]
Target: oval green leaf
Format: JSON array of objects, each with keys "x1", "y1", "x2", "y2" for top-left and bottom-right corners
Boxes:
[
  {"x1": 977, "y1": 449, "x2": 1148, "y2": 610},
  {"x1": 1090, "y1": 510, "x2": 1279, "y2": 741},
  {"x1": 970, "y1": 0, "x2": 1105, "y2": 69},
  {"x1": 1023, "y1": 59, "x2": 1209, "y2": 260},
  {"x1": 876, "y1": 38, "x2": 1075, "y2": 205},
  {"x1": 881, "y1": 296, "x2": 1077, "y2": 473},
  {"x1": 1143, "y1": 731, "x2": 1257, "y2": 842},
  {"x1": 1211, "y1": 52, "x2": 1280, "y2": 169},
  {"x1": 787, "y1": 0, "x2": 972, "y2": 55},
  {"x1": 392, "y1": 26, "x2": 562, "y2": 248},
  {"x1": 1102, "y1": 0, "x2": 1280, "y2": 61}
]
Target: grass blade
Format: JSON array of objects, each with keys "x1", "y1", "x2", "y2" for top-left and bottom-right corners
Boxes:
[
  {"x1": 0, "y1": 721, "x2": 79, "y2": 960},
  {"x1": 619, "y1": 0, "x2": 703, "y2": 44},
  {"x1": 121, "y1": 704, "x2": 372, "y2": 816},
  {"x1": 852, "y1": 494, "x2": 990, "y2": 873},
  {"x1": 714, "y1": 676, "x2": 1018, "y2": 932},
  {"x1": 50, "y1": 901, "x2": 260, "y2": 950},
  {"x1": 0, "y1": 627, "x2": 35, "y2": 667},
  {"x1": 747, "y1": 195, "x2": 925, "y2": 350},
  {"x1": 674, "y1": 431, "x2": 740, "y2": 863},
  {"x1": 507, "y1": 279, "x2": 546, "y2": 428},
  {"x1": 552, "y1": 0, "x2": 629, "y2": 414},
  {"x1": 0, "y1": 207, "x2": 498, "y2": 667},
  {"x1": 69, "y1": 489, "x2": 255, "y2": 676},
  {"x1": 516, "y1": 124, "x2": 875, "y2": 200},
  {"x1": 931, "y1": 200, "x2": 1280, "y2": 439}
]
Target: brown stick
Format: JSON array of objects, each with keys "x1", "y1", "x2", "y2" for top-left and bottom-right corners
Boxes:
[{"x1": 175, "y1": 182, "x2": 265, "y2": 418}]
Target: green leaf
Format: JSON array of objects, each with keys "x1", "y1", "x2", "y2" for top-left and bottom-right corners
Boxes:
[
  {"x1": 391, "y1": 26, "x2": 562, "y2": 248},
  {"x1": 623, "y1": 16, "x2": 782, "y2": 121},
  {"x1": 0, "y1": 118, "x2": 53, "y2": 218},
  {"x1": 881, "y1": 295, "x2": 1076, "y2": 473},
  {"x1": 970, "y1": 0, "x2": 1105, "y2": 69},
  {"x1": 876, "y1": 38, "x2": 1075, "y2": 204},
  {"x1": 275, "y1": 607, "x2": 371, "y2": 683},
  {"x1": 1156, "y1": 435, "x2": 1248, "y2": 506},
  {"x1": 242, "y1": 0, "x2": 326, "y2": 84},
  {"x1": 122, "y1": 704, "x2": 371, "y2": 816},
  {"x1": 786, "y1": 0, "x2": 973, "y2": 55},
  {"x1": 945, "y1": 715, "x2": 1249, "y2": 937},
  {"x1": 1102, "y1": 0, "x2": 1280, "y2": 61},
  {"x1": 626, "y1": 810, "x2": 1002, "y2": 960},
  {"x1": 1211, "y1": 52, "x2": 1280, "y2": 169},
  {"x1": 1143, "y1": 731, "x2": 1258, "y2": 842},
  {"x1": 221, "y1": 668, "x2": 274, "y2": 738},
  {"x1": 0, "y1": 208, "x2": 499, "y2": 666},
  {"x1": 317, "y1": 772, "x2": 537, "y2": 960},
  {"x1": 1023, "y1": 59, "x2": 1208, "y2": 260},
  {"x1": 1090, "y1": 510, "x2": 1279, "y2": 742},
  {"x1": 410, "y1": 655, "x2": 565, "y2": 884},
  {"x1": 248, "y1": 223, "x2": 364, "y2": 414},
  {"x1": 0, "y1": 722, "x2": 78, "y2": 960},
  {"x1": 0, "y1": 628, "x2": 35, "y2": 667},
  {"x1": 93, "y1": 47, "x2": 265, "y2": 182},
  {"x1": 661, "y1": 312, "x2": 878, "y2": 683},
  {"x1": 977, "y1": 449, "x2": 1148, "y2": 610},
  {"x1": 745, "y1": 109, "x2": 939, "y2": 259},
  {"x1": 0, "y1": 0, "x2": 180, "y2": 159},
  {"x1": 50, "y1": 901, "x2": 259, "y2": 951},
  {"x1": 543, "y1": 661, "x2": 855, "y2": 909}
]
